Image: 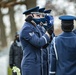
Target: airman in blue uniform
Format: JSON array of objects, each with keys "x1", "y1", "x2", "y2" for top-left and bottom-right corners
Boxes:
[
  {"x1": 50, "y1": 15, "x2": 76, "y2": 75},
  {"x1": 36, "y1": 8, "x2": 55, "y2": 75},
  {"x1": 38, "y1": 7, "x2": 47, "y2": 75},
  {"x1": 19, "y1": 6, "x2": 53, "y2": 75}
]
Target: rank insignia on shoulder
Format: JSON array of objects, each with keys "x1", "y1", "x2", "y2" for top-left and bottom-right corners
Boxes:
[{"x1": 29, "y1": 32, "x2": 34, "y2": 36}]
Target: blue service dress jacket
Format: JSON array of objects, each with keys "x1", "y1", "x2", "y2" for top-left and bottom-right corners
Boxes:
[
  {"x1": 50, "y1": 32, "x2": 76, "y2": 75},
  {"x1": 20, "y1": 22, "x2": 50, "y2": 75},
  {"x1": 38, "y1": 24, "x2": 55, "y2": 75},
  {"x1": 37, "y1": 24, "x2": 49, "y2": 75}
]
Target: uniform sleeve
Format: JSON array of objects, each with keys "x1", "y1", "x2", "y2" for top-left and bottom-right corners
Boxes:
[
  {"x1": 21, "y1": 26, "x2": 50, "y2": 48},
  {"x1": 49, "y1": 41, "x2": 56, "y2": 75},
  {"x1": 9, "y1": 44, "x2": 14, "y2": 65}
]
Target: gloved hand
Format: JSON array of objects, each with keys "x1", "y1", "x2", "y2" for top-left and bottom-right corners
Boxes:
[
  {"x1": 25, "y1": 15, "x2": 33, "y2": 22},
  {"x1": 45, "y1": 14, "x2": 54, "y2": 26},
  {"x1": 12, "y1": 66, "x2": 21, "y2": 75},
  {"x1": 47, "y1": 25, "x2": 53, "y2": 36}
]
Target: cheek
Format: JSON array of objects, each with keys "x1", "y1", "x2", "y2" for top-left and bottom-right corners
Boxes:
[
  {"x1": 34, "y1": 15, "x2": 37, "y2": 18},
  {"x1": 40, "y1": 15, "x2": 44, "y2": 18},
  {"x1": 37, "y1": 16, "x2": 40, "y2": 18},
  {"x1": 34, "y1": 16, "x2": 40, "y2": 18}
]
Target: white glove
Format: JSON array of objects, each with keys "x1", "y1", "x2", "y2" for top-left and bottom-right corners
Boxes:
[{"x1": 12, "y1": 66, "x2": 21, "y2": 75}]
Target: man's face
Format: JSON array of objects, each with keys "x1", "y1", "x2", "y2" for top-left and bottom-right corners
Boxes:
[{"x1": 15, "y1": 35, "x2": 20, "y2": 42}]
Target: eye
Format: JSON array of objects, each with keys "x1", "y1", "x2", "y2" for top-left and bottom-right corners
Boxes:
[
  {"x1": 36, "y1": 14, "x2": 40, "y2": 17},
  {"x1": 42, "y1": 14, "x2": 45, "y2": 17}
]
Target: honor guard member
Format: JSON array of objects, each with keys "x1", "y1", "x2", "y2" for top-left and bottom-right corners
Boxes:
[
  {"x1": 44, "y1": 9, "x2": 55, "y2": 75},
  {"x1": 50, "y1": 15, "x2": 76, "y2": 75},
  {"x1": 20, "y1": 6, "x2": 53, "y2": 75},
  {"x1": 38, "y1": 8, "x2": 55, "y2": 75},
  {"x1": 38, "y1": 8, "x2": 53, "y2": 75},
  {"x1": 30, "y1": 7, "x2": 47, "y2": 75},
  {"x1": 32, "y1": 7, "x2": 53, "y2": 75},
  {"x1": 37, "y1": 7, "x2": 47, "y2": 75}
]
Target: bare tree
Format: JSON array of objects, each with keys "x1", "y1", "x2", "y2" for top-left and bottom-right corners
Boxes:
[
  {"x1": 0, "y1": 0, "x2": 36, "y2": 47},
  {"x1": 45, "y1": 1, "x2": 67, "y2": 16},
  {"x1": 8, "y1": 7, "x2": 17, "y2": 40},
  {"x1": 0, "y1": 9, "x2": 7, "y2": 48},
  {"x1": 25, "y1": 0, "x2": 36, "y2": 9},
  {"x1": 7, "y1": 0, "x2": 17, "y2": 40},
  {"x1": 7, "y1": 0, "x2": 36, "y2": 40}
]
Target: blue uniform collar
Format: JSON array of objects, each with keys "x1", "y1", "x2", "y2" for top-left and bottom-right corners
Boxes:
[{"x1": 60, "y1": 32, "x2": 76, "y2": 37}]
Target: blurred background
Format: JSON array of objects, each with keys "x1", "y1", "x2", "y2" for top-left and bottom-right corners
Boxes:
[{"x1": 0, "y1": 0, "x2": 76, "y2": 75}]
